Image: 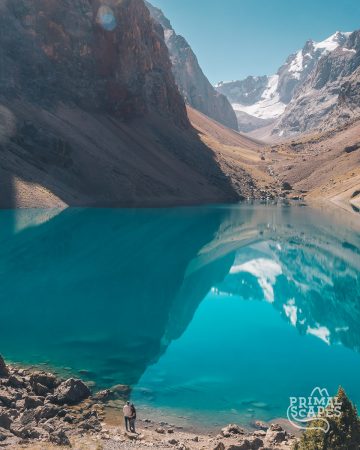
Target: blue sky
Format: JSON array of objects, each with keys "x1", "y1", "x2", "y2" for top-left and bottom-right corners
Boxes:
[{"x1": 149, "y1": 0, "x2": 360, "y2": 83}]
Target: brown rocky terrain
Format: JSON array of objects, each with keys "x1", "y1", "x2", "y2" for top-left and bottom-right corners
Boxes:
[
  {"x1": 0, "y1": 356, "x2": 298, "y2": 449},
  {"x1": 0, "y1": 0, "x2": 243, "y2": 208},
  {"x1": 0, "y1": 354, "x2": 107, "y2": 447},
  {"x1": 266, "y1": 119, "x2": 360, "y2": 214},
  {"x1": 186, "y1": 106, "x2": 282, "y2": 201},
  {"x1": 186, "y1": 105, "x2": 360, "y2": 216}
]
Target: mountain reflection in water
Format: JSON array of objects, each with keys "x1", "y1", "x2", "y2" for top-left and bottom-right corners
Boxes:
[{"x1": 0, "y1": 204, "x2": 359, "y2": 424}]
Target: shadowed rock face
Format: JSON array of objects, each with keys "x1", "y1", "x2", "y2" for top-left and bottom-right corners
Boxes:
[
  {"x1": 146, "y1": 1, "x2": 239, "y2": 131},
  {"x1": 0, "y1": 0, "x2": 238, "y2": 208},
  {"x1": 216, "y1": 76, "x2": 269, "y2": 106},
  {"x1": 0, "y1": 0, "x2": 188, "y2": 124}
]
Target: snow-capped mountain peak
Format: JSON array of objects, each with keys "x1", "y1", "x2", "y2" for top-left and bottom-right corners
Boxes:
[
  {"x1": 282, "y1": 31, "x2": 350, "y2": 82},
  {"x1": 215, "y1": 31, "x2": 352, "y2": 132},
  {"x1": 314, "y1": 31, "x2": 350, "y2": 52}
]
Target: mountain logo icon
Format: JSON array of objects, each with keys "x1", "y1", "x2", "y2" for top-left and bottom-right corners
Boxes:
[{"x1": 287, "y1": 387, "x2": 342, "y2": 432}]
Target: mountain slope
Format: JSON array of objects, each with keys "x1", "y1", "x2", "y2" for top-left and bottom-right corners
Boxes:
[
  {"x1": 0, "y1": 0, "x2": 238, "y2": 208},
  {"x1": 146, "y1": 1, "x2": 239, "y2": 131},
  {"x1": 186, "y1": 106, "x2": 284, "y2": 200},
  {"x1": 269, "y1": 119, "x2": 360, "y2": 213},
  {"x1": 216, "y1": 32, "x2": 352, "y2": 134}
]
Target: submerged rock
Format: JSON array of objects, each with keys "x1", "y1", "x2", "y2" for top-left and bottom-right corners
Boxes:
[
  {"x1": 92, "y1": 389, "x2": 113, "y2": 402},
  {"x1": 110, "y1": 384, "x2": 132, "y2": 400},
  {"x1": 253, "y1": 420, "x2": 269, "y2": 431}
]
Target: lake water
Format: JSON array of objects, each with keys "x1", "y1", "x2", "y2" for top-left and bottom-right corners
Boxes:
[{"x1": 0, "y1": 204, "x2": 359, "y2": 429}]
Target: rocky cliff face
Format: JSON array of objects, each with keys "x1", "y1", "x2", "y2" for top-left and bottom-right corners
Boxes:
[
  {"x1": 275, "y1": 30, "x2": 360, "y2": 136},
  {"x1": 0, "y1": 0, "x2": 188, "y2": 125},
  {"x1": 146, "y1": 2, "x2": 238, "y2": 131},
  {"x1": 0, "y1": 0, "x2": 238, "y2": 208}
]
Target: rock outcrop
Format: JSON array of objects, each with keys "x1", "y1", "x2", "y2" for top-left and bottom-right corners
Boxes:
[
  {"x1": 146, "y1": 1, "x2": 238, "y2": 131},
  {"x1": 275, "y1": 30, "x2": 360, "y2": 136},
  {"x1": 54, "y1": 379, "x2": 91, "y2": 405},
  {"x1": 0, "y1": 0, "x2": 238, "y2": 208},
  {"x1": 0, "y1": 358, "x2": 104, "y2": 447}
]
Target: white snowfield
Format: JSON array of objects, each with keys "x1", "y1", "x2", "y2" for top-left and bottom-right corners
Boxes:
[
  {"x1": 313, "y1": 31, "x2": 351, "y2": 52},
  {"x1": 232, "y1": 75, "x2": 286, "y2": 119},
  {"x1": 229, "y1": 31, "x2": 351, "y2": 121}
]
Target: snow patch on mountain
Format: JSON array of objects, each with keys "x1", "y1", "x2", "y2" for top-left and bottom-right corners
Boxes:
[
  {"x1": 288, "y1": 50, "x2": 310, "y2": 80},
  {"x1": 232, "y1": 75, "x2": 286, "y2": 119}
]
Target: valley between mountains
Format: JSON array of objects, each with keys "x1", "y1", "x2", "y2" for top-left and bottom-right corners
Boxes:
[{"x1": 0, "y1": 0, "x2": 358, "y2": 213}]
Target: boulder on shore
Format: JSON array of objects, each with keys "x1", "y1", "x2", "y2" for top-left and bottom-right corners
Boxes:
[
  {"x1": 264, "y1": 423, "x2": 288, "y2": 446},
  {"x1": 54, "y1": 378, "x2": 91, "y2": 405},
  {"x1": 30, "y1": 371, "x2": 59, "y2": 389},
  {"x1": 221, "y1": 423, "x2": 245, "y2": 437}
]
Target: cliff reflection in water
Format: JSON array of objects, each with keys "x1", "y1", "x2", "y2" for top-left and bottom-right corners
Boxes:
[{"x1": 0, "y1": 204, "x2": 359, "y2": 391}]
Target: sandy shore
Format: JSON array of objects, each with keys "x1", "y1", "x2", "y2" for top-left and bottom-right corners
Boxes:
[{"x1": 17, "y1": 417, "x2": 298, "y2": 450}]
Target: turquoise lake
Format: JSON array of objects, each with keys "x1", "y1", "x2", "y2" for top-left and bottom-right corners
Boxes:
[{"x1": 0, "y1": 204, "x2": 359, "y2": 429}]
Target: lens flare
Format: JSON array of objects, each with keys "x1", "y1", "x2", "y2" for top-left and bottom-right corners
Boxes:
[{"x1": 96, "y1": 6, "x2": 117, "y2": 31}]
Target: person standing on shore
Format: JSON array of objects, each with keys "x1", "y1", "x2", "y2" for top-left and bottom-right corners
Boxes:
[
  {"x1": 123, "y1": 401, "x2": 132, "y2": 432},
  {"x1": 130, "y1": 403, "x2": 137, "y2": 433}
]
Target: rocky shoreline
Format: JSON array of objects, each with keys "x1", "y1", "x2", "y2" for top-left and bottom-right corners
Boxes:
[{"x1": 0, "y1": 355, "x2": 298, "y2": 449}]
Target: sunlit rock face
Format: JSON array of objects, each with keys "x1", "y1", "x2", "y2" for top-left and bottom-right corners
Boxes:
[{"x1": 146, "y1": 1, "x2": 239, "y2": 131}]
